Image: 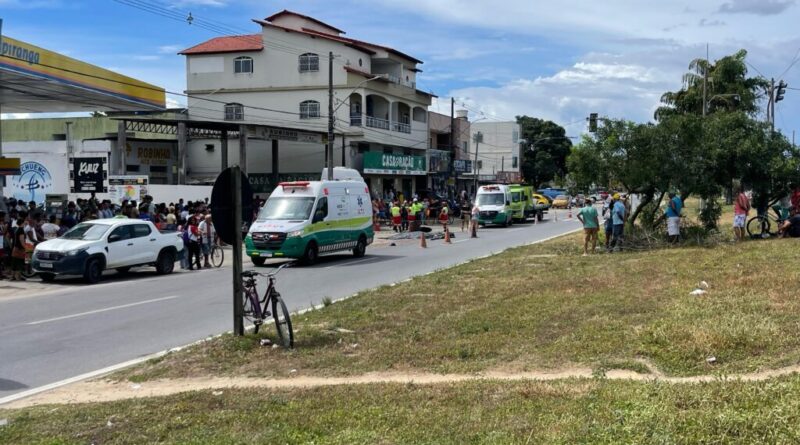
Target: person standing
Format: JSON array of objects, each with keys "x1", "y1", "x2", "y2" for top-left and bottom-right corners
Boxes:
[
  {"x1": 460, "y1": 197, "x2": 471, "y2": 232},
  {"x1": 390, "y1": 201, "x2": 401, "y2": 232},
  {"x1": 470, "y1": 203, "x2": 480, "y2": 238},
  {"x1": 609, "y1": 193, "x2": 626, "y2": 252},
  {"x1": 400, "y1": 202, "x2": 409, "y2": 232},
  {"x1": 10, "y1": 217, "x2": 27, "y2": 281},
  {"x1": 665, "y1": 192, "x2": 683, "y2": 244},
  {"x1": 41, "y1": 215, "x2": 61, "y2": 240},
  {"x1": 186, "y1": 216, "x2": 202, "y2": 270},
  {"x1": 438, "y1": 203, "x2": 450, "y2": 233},
  {"x1": 734, "y1": 185, "x2": 750, "y2": 242},
  {"x1": 577, "y1": 199, "x2": 599, "y2": 256},
  {"x1": 199, "y1": 214, "x2": 217, "y2": 268}
]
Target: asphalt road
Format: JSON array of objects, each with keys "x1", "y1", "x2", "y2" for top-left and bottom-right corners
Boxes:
[{"x1": 0, "y1": 217, "x2": 581, "y2": 401}]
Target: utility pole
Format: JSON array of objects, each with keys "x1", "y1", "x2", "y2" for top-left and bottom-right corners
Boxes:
[
  {"x1": 472, "y1": 131, "x2": 482, "y2": 195},
  {"x1": 450, "y1": 97, "x2": 455, "y2": 198},
  {"x1": 327, "y1": 51, "x2": 335, "y2": 180},
  {"x1": 769, "y1": 78, "x2": 776, "y2": 133},
  {"x1": 702, "y1": 43, "x2": 708, "y2": 117}
]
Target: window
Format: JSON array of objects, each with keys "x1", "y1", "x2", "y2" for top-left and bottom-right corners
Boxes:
[
  {"x1": 126, "y1": 164, "x2": 140, "y2": 172},
  {"x1": 512, "y1": 128, "x2": 519, "y2": 143},
  {"x1": 108, "y1": 225, "x2": 132, "y2": 242},
  {"x1": 233, "y1": 56, "x2": 253, "y2": 74},
  {"x1": 299, "y1": 53, "x2": 319, "y2": 72},
  {"x1": 225, "y1": 103, "x2": 244, "y2": 121},
  {"x1": 512, "y1": 156, "x2": 518, "y2": 168},
  {"x1": 313, "y1": 197, "x2": 328, "y2": 222},
  {"x1": 132, "y1": 224, "x2": 152, "y2": 238},
  {"x1": 358, "y1": 58, "x2": 363, "y2": 67},
  {"x1": 462, "y1": 141, "x2": 468, "y2": 153},
  {"x1": 299, "y1": 100, "x2": 320, "y2": 119}
]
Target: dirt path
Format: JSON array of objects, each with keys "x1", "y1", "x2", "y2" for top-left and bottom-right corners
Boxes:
[{"x1": 4, "y1": 363, "x2": 800, "y2": 409}]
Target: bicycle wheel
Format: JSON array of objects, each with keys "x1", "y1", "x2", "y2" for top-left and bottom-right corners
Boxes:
[
  {"x1": 210, "y1": 246, "x2": 224, "y2": 268},
  {"x1": 242, "y1": 287, "x2": 262, "y2": 334},
  {"x1": 272, "y1": 294, "x2": 294, "y2": 348},
  {"x1": 746, "y1": 215, "x2": 771, "y2": 238}
]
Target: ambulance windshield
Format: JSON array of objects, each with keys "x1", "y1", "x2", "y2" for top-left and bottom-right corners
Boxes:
[{"x1": 258, "y1": 197, "x2": 316, "y2": 221}]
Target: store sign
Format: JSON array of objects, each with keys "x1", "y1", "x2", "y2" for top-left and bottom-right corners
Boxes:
[
  {"x1": 363, "y1": 152, "x2": 426, "y2": 176},
  {"x1": 453, "y1": 159, "x2": 473, "y2": 173},
  {"x1": 0, "y1": 157, "x2": 21, "y2": 175},
  {"x1": 108, "y1": 175, "x2": 149, "y2": 204},
  {"x1": 133, "y1": 144, "x2": 173, "y2": 166},
  {"x1": 11, "y1": 160, "x2": 55, "y2": 203},
  {"x1": 70, "y1": 156, "x2": 107, "y2": 193},
  {"x1": 249, "y1": 126, "x2": 323, "y2": 144},
  {"x1": 248, "y1": 173, "x2": 318, "y2": 194},
  {"x1": 428, "y1": 150, "x2": 451, "y2": 173},
  {"x1": 497, "y1": 171, "x2": 522, "y2": 184}
]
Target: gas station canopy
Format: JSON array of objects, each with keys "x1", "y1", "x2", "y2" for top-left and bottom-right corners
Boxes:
[{"x1": 0, "y1": 36, "x2": 165, "y2": 113}]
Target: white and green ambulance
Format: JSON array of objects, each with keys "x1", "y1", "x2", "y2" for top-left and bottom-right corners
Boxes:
[
  {"x1": 475, "y1": 184, "x2": 514, "y2": 227},
  {"x1": 246, "y1": 169, "x2": 374, "y2": 266}
]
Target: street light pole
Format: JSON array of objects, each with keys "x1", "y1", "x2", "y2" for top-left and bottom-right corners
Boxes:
[
  {"x1": 472, "y1": 131, "x2": 482, "y2": 196},
  {"x1": 327, "y1": 51, "x2": 335, "y2": 180}
]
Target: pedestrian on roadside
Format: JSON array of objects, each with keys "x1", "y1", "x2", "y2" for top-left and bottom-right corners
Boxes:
[
  {"x1": 577, "y1": 198, "x2": 599, "y2": 256},
  {"x1": 10, "y1": 216, "x2": 27, "y2": 281},
  {"x1": 609, "y1": 193, "x2": 626, "y2": 252},
  {"x1": 734, "y1": 184, "x2": 750, "y2": 242},
  {"x1": 41, "y1": 215, "x2": 61, "y2": 241},
  {"x1": 0, "y1": 211, "x2": 8, "y2": 279},
  {"x1": 438, "y1": 202, "x2": 450, "y2": 233},
  {"x1": 470, "y1": 203, "x2": 480, "y2": 238},
  {"x1": 665, "y1": 191, "x2": 683, "y2": 244},
  {"x1": 390, "y1": 201, "x2": 401, "y2": 232},
  {"x1": 186, "y1": 216, "x2": 202, "y2": 270},
  {"x1": 199, "y1": 214, "x2": 217, "y2": 268},
  {"x1": 400, "y1": 202, "x2": 409, "y2": 232},
  {"x1": 603, "y1": 195, "x2": 614, "y2": 251}
]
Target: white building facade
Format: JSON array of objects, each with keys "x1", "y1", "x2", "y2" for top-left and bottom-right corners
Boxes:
[
  {"x1": 181, "y1": 10, "x2": 433, "y2": 198},
  {"x1": 468, "y1": 121, "x2": 522, "y2": 186}
]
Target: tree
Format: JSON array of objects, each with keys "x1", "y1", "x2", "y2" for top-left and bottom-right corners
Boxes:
[
  {"x1": 654, "y1": 49, "x2": 768, "y2": 121},
  {"x1": 516, "y1": 116, "x2": 572, "y2": 187}
]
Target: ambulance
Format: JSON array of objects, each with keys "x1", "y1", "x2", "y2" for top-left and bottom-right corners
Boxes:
[
  {"x1": 245, "y1": 168, "x2": 374, "y2": 266},
  {"x1": 475, "y1": 184, "x2": 514, "y2": 227}
]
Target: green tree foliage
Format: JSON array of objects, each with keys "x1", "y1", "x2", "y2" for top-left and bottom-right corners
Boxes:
[{"x1": 516, "y1": 116, "x2": 572, "y2": 187}]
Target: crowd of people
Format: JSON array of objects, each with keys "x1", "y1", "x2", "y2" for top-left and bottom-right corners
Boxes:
[
  {"x1": 372, "y1": 190, "x2": 474, "y2": 234},
  {"x1": 0, "y1": 193, "x2": 223, "y2": 281}
]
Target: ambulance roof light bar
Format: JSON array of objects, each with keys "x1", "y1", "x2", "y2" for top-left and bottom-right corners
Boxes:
[{"x1": 279, "y1": 181, "x2": 311, "y2": 189}]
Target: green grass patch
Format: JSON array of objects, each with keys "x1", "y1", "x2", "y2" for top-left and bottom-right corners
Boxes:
[{"x1": 5, "y1": 377, "x2": 800, "y2": 444}]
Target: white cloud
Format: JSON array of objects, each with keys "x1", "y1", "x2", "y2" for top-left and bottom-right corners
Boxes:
[
  {"x1": 719, "y1": 0, "x2": 795, "y2": 15},
  {"x1": 158, "y1": 44, "x2": 184, "y2": 54},
  {"x1": 132, "y1": 55, "x2": 161, "y2": 61}
]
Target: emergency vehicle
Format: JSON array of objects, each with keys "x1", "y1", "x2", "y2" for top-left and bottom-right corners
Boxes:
[{"x1": 475, "y1": 184, "x2": 514, "y2": 227}]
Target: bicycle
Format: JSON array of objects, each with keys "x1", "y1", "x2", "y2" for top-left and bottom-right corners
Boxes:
[
  {"x1": 746, "y1": 207, "x2": 790, "y2": 239},
  {"x1": 210, "y1": 243, "x2": 224, "y2": 268},
  {"x1": 241, "y1": 262, "x2": 294, "y2": 348}
]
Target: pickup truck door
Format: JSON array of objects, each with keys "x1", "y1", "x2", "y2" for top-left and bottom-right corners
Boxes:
[
  {"x1": 106, "y1": 225, "x2": 135, "y2": 268},
  {"x1": 131, "y1": 223, "x2": 158, "y2": 263}
]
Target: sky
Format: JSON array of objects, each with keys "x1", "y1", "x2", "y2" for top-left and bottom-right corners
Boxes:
[{"x1": 1, "y1": 0, "x2": 798, "y2": 138}]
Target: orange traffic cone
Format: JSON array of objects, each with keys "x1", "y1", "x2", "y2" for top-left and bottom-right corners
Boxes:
[
  {"x1": 444, "y1": 226, "x2": 452, "y2": 244},
  {"x1": 420, "y1": 231, "x2": 427, "y2": 248}
]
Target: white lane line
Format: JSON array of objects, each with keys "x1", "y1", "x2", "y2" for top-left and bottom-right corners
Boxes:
[{"x1": 26, "y1": 295, "x2": 181, "y2": 326}]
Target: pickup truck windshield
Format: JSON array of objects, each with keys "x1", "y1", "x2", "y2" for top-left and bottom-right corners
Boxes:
[
  {"x1": 62, "y1": 223, "x2": 111, "y2": 240},
  {"x1": 511, "y1": 192, "x2": 521, "y2": 203},
  {"x1": 477, "y1": 193, "x2": 505, "y2": 206},
  {"x1": 258, "y1": 197, "x2": 316, "y2": 221}
]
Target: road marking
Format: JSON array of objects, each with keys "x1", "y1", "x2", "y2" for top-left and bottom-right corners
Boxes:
[{"x1": 26, "y1": 295, "x2": 181, "y2": 326}]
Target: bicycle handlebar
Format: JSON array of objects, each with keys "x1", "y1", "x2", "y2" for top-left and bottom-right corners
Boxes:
[{"x1": 241, "y1": 261, "x2": 295, "y2": 279}]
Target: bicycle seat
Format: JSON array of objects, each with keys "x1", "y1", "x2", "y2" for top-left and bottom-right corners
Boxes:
[{"x1": 241, "y1": 270, "x2": 259, "y2": 278}]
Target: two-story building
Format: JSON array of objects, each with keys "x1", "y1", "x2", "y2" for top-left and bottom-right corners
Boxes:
[
  {"x1": 464, "y1": 122, "x2": 522, "y2": 190},
  {"x1": 427, "y1": 110, "x2": 471, "y2": 196},
  {"x1": 180, "y1": 10, "x2": 433, "y2": 198}
]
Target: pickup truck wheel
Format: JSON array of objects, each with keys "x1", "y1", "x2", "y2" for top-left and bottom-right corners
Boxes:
[
  {"x1": 83, "y1": 259, "x2": 102, "y2": 284},
  {"x1": 39, "y1": 273, "x2": 56, "y2": 283},
  {"x1": 301, "y1": 242, "x2": 319, "y2": 266},
  {"x1": 353, "y1": 236, "x2": 367, "y2": 258},
  {"x1": 251, "y1": 257, "x2": 267, "y2": 267},
  {"x1": 155, "y1": 251, "x2": 175, "y2": 275},
  {"x1": 116, "y1": 267, "x2": 132, "y2": 274}
]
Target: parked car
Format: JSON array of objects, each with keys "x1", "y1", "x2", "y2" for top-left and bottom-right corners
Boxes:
[
  {"x1": 32, "y1": 218, "x2": 184, "y2": 284},
  {"x1": 552, "y1": 194, "x2": 571, "y2": 209}
]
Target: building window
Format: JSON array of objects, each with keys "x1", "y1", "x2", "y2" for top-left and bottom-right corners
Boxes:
[
  {"x1": 512, "y1": 128, "x2": 519, "y2": 143},
  {"x1": 299, "y1": 100, "x2": 320, "y2": 119},
  {"x1": 358, "y1": 58, "x2": 363, "y2": 67},
  {"x1": 463, "y1": 141, "x2": 468, "y2": 153},
  {"x1": 512, "y1": 156, "x2": 518, "y2": 168},
  {"x1": 233, "y1": 56, "x2": 253, "y2": 74},
  {"x1": 299, "y1": 53, "x2": 319, "y2": 72},
  {"x1": 225, "y1": 103, "x2": 244, "y2": 121}
]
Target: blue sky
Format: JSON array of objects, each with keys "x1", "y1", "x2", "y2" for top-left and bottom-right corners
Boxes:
[{"x1": 1, "y1": 0, "x2": 799, "y2": 138}]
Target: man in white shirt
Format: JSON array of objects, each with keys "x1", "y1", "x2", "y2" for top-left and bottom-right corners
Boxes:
[
  {"x1": 41, "y1": 215, "x2": 61, "y2": 240},
  {"x1": 198, "y1": 214, "x2": 217, "y2": 268}
]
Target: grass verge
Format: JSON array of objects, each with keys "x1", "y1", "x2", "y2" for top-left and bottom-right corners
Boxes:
[
  {"x1": 115, "y1": 205, "x2": 800, "y2": 381},
  {"x1": 4, "y1": 376, "x2": 800, "y2": 444}
]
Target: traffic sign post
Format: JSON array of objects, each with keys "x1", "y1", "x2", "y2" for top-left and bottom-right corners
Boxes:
[{"x1": 211, "y1": 166, "x2": 253, "y2": 336}]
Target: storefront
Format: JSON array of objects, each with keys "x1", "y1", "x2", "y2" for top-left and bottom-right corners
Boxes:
[{"x1": 362, "y1": 152, "x2": 426, "y2": 200}]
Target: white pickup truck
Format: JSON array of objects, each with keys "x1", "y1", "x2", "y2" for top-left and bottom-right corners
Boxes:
[{"x1": 32, "y1": 218, "x2": 184, "y2": 284}]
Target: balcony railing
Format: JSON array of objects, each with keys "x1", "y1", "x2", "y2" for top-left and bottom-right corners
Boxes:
[
  {"x1": 365, "y1": 115, "x2": 390, "y2": 130},
  {"x1": 350, "y1": 114, "x2": 362, "y2": 126},
  {"x1": 393, "y1": 122, "x2": 411, "y2": 133}
]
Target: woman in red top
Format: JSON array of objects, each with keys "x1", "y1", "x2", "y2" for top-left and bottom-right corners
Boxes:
[
  {"x1": 187, "y1": 216, "x2": 202, "y2": 270},
  {"x1": 438, "y1": 204, "x2": 450, "y2": 232}
]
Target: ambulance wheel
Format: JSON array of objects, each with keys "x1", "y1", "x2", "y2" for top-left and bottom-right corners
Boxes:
[
  {"x1": 301, "y1": 242, "x2": 319, "y2": 266},
  {"x1": 251, "y1": 257, "x2": 267, "y2": 267},
  {"x1": 353, "y1": 236, "x2": 367, "y2": 258}
]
